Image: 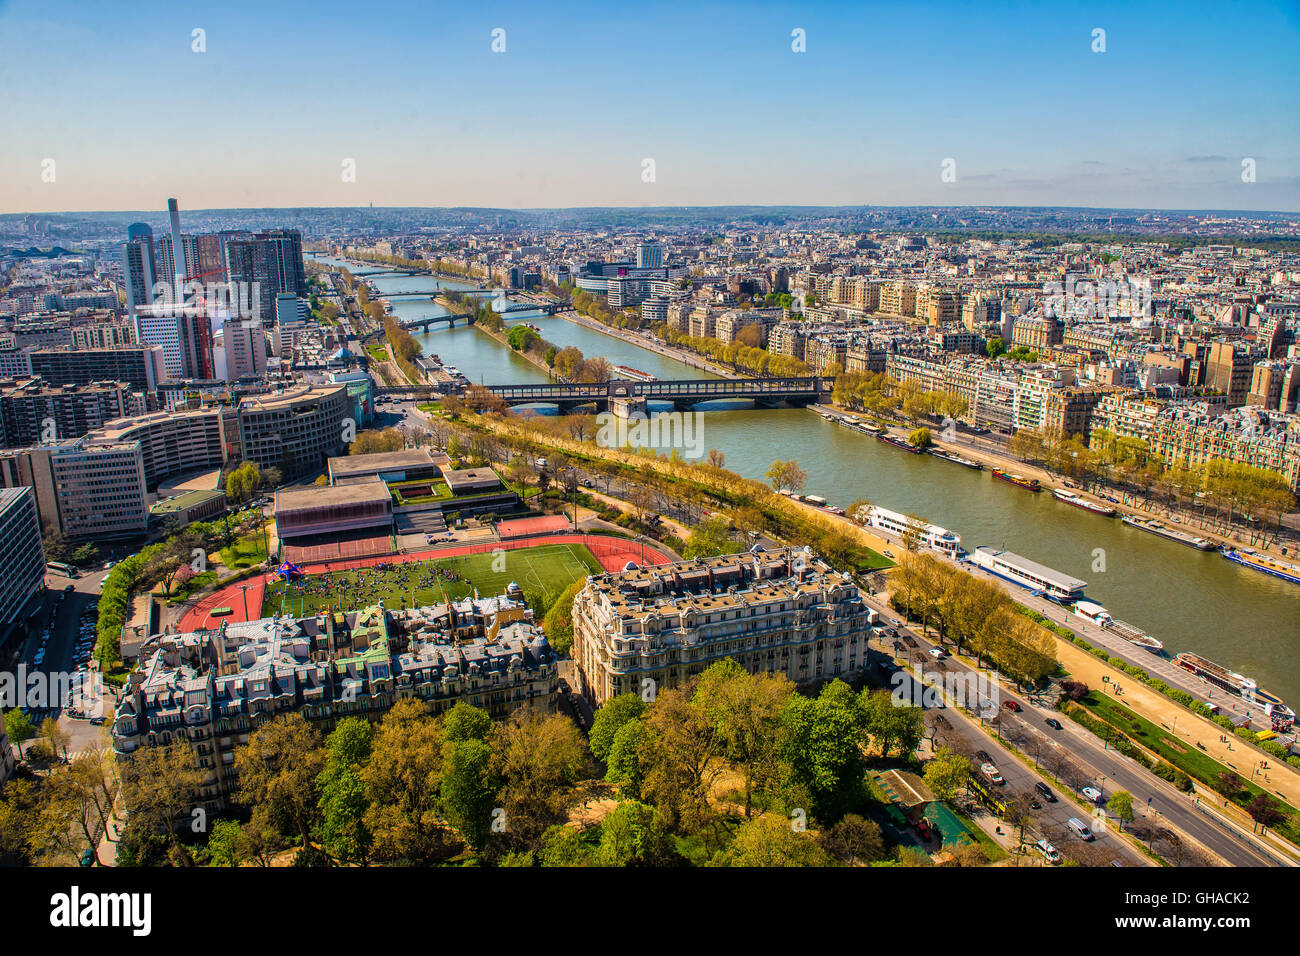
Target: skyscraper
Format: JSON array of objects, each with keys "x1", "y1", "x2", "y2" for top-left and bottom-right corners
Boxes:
[
  {"x1": 224, "y1": 229, "x2": 307, "y2": 324},
  {"x1": 121, "y1": 222, "x2": 157, "y2": 318},
  {"x1": 636, "y1": 241, "x2": 664, "y2": 270}
]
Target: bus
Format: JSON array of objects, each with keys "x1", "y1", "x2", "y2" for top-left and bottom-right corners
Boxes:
[{"x1": 46, "y1": 561, "x2": 78, "y2": 578}]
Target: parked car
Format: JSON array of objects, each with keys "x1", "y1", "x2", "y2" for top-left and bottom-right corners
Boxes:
[
  {"x1": 1035, "y1": 782, "x2": 1057, "y2": 802},
  {"x1": 1002, "y1": 700, "x2": 1022, "y2": 712},
  {"x1": 980, "y1": 763, "x2": 1004, "y2": 785},
  {"x1": 976, "y1": 750, "x2": 993, "y2": 763},
  {"x1": 1045, "y1": 717, "x2": 1063, "y2": 730},
  {"x1": 1080, "y1": 786, "x2": 1103, "y2": 804},
  {"x1": 1034, "y1": 839, "x2": 1062, "y2": 864},
  {"x1": 89, "y1": 716, "x2": 105, "y2": 726},
  {"x1": 928, "y1": 648, "x2": 947, "y2": 660},
  {"x1": 1067, "y1": 817, "x2": 1095, "y2": 841}
]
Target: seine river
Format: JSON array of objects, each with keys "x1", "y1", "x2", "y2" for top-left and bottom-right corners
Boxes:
[{"x1": 314, "y1": 255, "x2": 1299, "y2": 705}]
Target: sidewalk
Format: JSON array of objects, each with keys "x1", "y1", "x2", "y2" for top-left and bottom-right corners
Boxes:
[{"x1": 1054, "y1": 638, "x2": 1300, "y2": 818}]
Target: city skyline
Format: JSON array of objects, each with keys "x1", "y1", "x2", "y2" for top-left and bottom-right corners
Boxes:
[{"x1": 2, "y1": 0, "x2": 1298, "y2": 213}]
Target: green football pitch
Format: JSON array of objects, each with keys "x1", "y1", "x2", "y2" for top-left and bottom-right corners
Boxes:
[{"x1": 262, "y1": 543, "x2": 604, "y2": 617}]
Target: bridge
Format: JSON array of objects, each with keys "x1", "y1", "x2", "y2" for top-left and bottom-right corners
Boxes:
[
  {"x1": 375, "y1": 376, "x2": 829, "y2": 412},
  {"x1": 396, "y1": 313, "x2": 474, "y2": 331}
]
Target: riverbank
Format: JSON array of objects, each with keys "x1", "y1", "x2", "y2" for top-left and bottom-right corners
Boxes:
[
  {"x1": 470, "y1": 319, "x2": 556, "y2": 379},
  {"x1": 825, "y1": 400, "x2": 1298, "y2": 562}
]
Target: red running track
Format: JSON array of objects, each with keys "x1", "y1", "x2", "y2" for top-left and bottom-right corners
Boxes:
[{"x1": 177, "y1": 533, "x2": 670, "y2": 631}]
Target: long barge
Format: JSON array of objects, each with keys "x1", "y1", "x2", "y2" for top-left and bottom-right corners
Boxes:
[
  {"x1": 991, "y1": 468, "x2": 1041, "y2": 492},
  {"x1": 1221, "y1": 547, "x2": 1300, "y2": 586},
  {"x1": 876, "y1": 432, "x2": 924, "y2": 454},
  {"x1": 1175, "y1": 652, "x2": 1295, "y2": 727},
  {"x1": 612, "y1": 365, "x2": 658, "y2": 382},
  {"x1": 969, "y1": 546, "x2": 1087, "y2": 602},
  {"x1": 1052, "y1": 488, "x2": 1116, "y2": 516},
  {"x1": 929, "y1": 448, "x2": 984, "y2": 470},
  {"x1": 1121, "y1": 515, "x2": 1215, "y2": 550}
]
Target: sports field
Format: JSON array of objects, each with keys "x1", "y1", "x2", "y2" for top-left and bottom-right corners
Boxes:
[{"x1": 262, "y1": 541, "x2": 604, "y2": 617}]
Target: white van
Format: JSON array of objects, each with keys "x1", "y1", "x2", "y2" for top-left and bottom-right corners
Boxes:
[
  {"x1": 1034, "y1": 839, "x2": 1062, "y2": 865},
  {"x1": 1067, "y1": 817, "x2": 1095, "y2": 841}
]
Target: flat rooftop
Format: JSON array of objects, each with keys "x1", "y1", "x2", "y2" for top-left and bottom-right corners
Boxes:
[
  {"x1": 276, "y1": 476, "x2": 391, "y2": 511},
  {"x1": 328, "y1": 447, "x2": 450, "y2": 480}
]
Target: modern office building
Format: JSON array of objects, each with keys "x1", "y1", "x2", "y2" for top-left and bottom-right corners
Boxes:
[
  {"x1": 237, "y1": 383, "x2": 350, "y2": 477},
  {"x1": 0, "y1": 486, "x2": 45, "y2": 639},
  {"x1": 16, "y1": 440, "x2": 149, "y2": 540},
  {"x1": 219, "y1": 319, "x2": 268, "y2": 381},
  {"x1": 572, "y1": 547, "x2": 873, "y2": 706},
  {"x1": 85, "y1": 407, "x2": 234, "y2": 489},
  {"x1": 29, "y1": 346, "x2": 166, "y2": 391},
  {"x1": 112, "y1": 597, "x2": 557, "y2": 809},
  {"x1": 132, "y1": 304, "x2": 212, "y2": 380},
  {"x1": 635, "y1": 241, "x2": 664, "y2": 270},
  {"x1": 121, "y1": 223, "x2": 158, "y2": 318},
  {"x1": 225, "y1": 230, "x2": 307, "y2": 325}
]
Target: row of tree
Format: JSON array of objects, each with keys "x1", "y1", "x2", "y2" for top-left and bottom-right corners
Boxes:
[
  {"x1": 888, "y1": 551, "x2": 1059, "y2": 687},
  {"x1": 1009, "y1": 426, "x2": 1295, "y2": 547},
  {"x1": 657, "y1": 325, "x2": 811, "y2": 378},
  {"x1": 832, "y1": 371, "x2": 969, "y2": 423}
]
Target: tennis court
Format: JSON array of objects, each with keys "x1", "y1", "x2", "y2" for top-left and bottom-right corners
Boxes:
[{"x1": 282, "y1": 531, "x2": 394, "y2": 564}]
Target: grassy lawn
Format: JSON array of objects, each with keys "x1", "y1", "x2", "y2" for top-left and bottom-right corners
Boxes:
[
  {"x1": 220, "y1": 531, "x2": 270, "y2": 570},
  {"x1": 165, "y1": 570, "x2": 217, "y2": 604},
  {"x1": 1080, "y1": 691, "x2": 1300, "y2": 843},
  {"x1": 391, "y1": 479, "x2": 452, "y2": 505},
  {"x1": 261, "y1": 542, "x2": 604, "y2": 617},
  {"x1": 367, "y1": 343, "x2": 389, "y2": 362}
]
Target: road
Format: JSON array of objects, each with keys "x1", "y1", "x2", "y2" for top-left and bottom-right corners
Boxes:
[
  {"x1": 868, "y1": 642, "x2": 1150, "y2": 866},
  {"x1": 867, "y1": 599, "x2": 1282, "y2": 867}
]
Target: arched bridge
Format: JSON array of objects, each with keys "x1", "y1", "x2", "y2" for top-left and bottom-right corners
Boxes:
[{"x1": 376, "y1": 376, "x2": 829, "y2": 412}]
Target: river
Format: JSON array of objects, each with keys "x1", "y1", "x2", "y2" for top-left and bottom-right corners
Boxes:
[{"x1": 312, "y1": 254, "x2": 1300, "y2": 706}]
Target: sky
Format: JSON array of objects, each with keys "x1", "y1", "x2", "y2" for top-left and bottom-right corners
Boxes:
[{"x1": 1, "y1": 0, "x2": 1298, "y2": 213}]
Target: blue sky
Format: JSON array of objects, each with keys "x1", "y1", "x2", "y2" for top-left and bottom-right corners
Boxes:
[{"x1": 2, "y1": 0, "x2": 1298, "y2": 212}]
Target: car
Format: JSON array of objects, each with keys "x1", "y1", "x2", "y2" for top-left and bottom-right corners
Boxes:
[
  {"x1": 1045, "y1": 717, "x2": 1063, "y2": 730},
  {"x1": 883, "y1": 549, "x2": 895, "y2": 558},
  {"x1": 1002, "y1": 700, "x2": 1022, "y2": 712},
  {"x1": 1035, "y1": 782, "x2": 1057, "y2": 802},
  {"x1": 63, "y1": 583, "x2": 74, "y2": 592},
  {"x1": 914, "y1": 818, "x2": 936, "y2": 841},
  {"x1": 1067, "y1": 817, "x2": 1095, "y2": 841},
  {"x1": 1029, "y1": 797, "x2": 1042, "y2": 810},
  {"x1": 980, "y1": 763, "x2": 1004, "y2": 785},
  {"x1": 1080, "y1": 786, "x2": 1103, "y2": 804},
  {"x1": 975, "y1": 750, "x2": 992, "y2": 763},
  {"x1": 89, "y1": 716, "x2": 105, "y2": 726},
  {"x1": 1034, "y1": 839, "x2": 1062, "y2": 864},
  {"x1": 927, "y1": 648, "x2": 947, "y2": 659}
]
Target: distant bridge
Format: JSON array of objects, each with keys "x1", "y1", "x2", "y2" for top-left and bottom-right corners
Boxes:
[{"x1": 375, "y1": 376, "x2": 829, "y2": 412}]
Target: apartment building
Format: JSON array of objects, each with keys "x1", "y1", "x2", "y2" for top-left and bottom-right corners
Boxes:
[
  {"x1": 571, "y1": 547, "x2": 873, "y2": 706},
  {"x1": 878, "y1": 280, "x2": 917, "y2": 317},
  {"x1": 0, "y1": 379, "x2": 132, "y2": 448},
  {"x1": 112, "y1": 597, "x2": 557, "y2": 809}
]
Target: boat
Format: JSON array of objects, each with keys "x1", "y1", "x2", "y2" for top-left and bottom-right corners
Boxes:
[
  {"x1": 1221, "y1": 547, "x2": 1300, "y2": 586},
  {"x1": 865, "y1": 506, "x2": 963, "y2": 558},
  {"x1": 1052, "y1": 488, "x2": 1117, "y2": 516},
  {"x1": 1121, "y1": 515, "x2": 1215, "y2": 550},
  {"x1": 876, "y1": 432, "x2": 924, "y2": 454},
  {"x1": 991, "y1": 468, "x2": 1041, "y2": 492},
  {"x1": 969, "y1": 546, "x2": 1087, "y2": 601},
  {"x1": 929, "y1": 448, "x2": 984, "y2": 470},
  {"x1": 1176, "y1": 652, "x2": 1295, "y2": 726},
  {"x1": 612, "y1": 365, "x2": 658, "y2": 382},
  {"x1": 1106, "y1": 618, "x2": 1165, "y2": 653}
]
